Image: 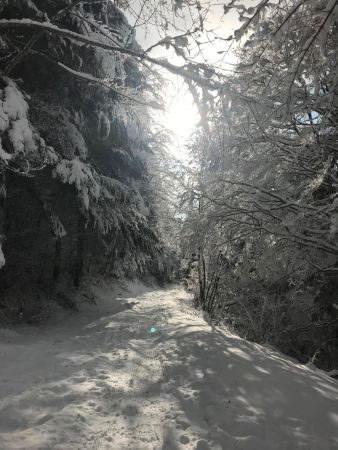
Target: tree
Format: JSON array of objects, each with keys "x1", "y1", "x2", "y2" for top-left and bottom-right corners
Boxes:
[
  {"x1": 0, "y1": 0, "x2": 177, "y2": 317},
  {"x1": 181, "y1": 0, "x2": 338, "y2": 369}
]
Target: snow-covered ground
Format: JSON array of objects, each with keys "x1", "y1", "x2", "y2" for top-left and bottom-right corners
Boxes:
[{"x1": 0, "y1": 282, "x2": 337, "y2": 450}]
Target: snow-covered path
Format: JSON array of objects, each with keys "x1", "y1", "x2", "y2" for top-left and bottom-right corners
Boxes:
[{"x1": 0, "y1": 284, "x2": 338, "y2": 450}]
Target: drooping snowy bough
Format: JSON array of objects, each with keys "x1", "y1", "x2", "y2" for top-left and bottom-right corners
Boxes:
[{"x1": 0, "y1": 0, "x2": 177, "y2": 316}]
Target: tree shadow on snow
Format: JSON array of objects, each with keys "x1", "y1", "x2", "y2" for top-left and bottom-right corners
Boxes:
[{"x1": 156, "y1": 323, "x2": 338, "y2": 450}]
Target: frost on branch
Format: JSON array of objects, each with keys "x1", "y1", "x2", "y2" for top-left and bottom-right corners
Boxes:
[
  {"x1": 54, "y1": 158, "x2": 100, "y2": 211},
  {"x1": 0, "y1": 77, "x2": 36, "y2": 160},
  {"x1": 49, "y1": 213, "x2": 67, "y2": 239},
  {"x1": 0, "y1": 242, "x2": 5, "y2": 270},
  {"x1": 0, "y1": 76, "x2": 57, "y2": 168},
  {"x1": 181, "y1": 0, "x2": 338, "y2": 371}
]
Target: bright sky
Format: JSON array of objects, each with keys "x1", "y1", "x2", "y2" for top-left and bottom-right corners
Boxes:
[
  {"x1": 124, "y1": 1, "x2": 251, "y2": 160},
  {"x1": 159, "y1": 75, "x2": 199, "y2": 160}
]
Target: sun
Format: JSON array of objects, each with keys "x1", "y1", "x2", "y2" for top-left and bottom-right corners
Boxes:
[{"x1": 162, "y1": 76, "x2": 200, "y2": 161}]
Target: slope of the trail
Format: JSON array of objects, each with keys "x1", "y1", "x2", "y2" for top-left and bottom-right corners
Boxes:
[{"x1": 0, "y1": 283, "x2": 337, "y2": 450}]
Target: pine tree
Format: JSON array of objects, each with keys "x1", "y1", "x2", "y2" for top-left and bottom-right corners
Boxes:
[{"x1": 0, "y1": 0, "x2": 175, "y2": 315}]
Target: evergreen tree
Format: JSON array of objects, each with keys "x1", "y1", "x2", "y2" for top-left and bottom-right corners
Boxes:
[{"x1": 0, "y1": 0, "x2": 175, "y2": 316}]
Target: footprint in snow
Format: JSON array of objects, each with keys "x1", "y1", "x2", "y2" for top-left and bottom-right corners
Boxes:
[
  {"x1": 195, "y1": 440, "x2": 211, "y2": 450},
  {"x1": 179, "y1": 434, "x2": 190, "y2": 444},
  {"x1": 175, "y1": 417, "x2": 190, "y2": 430},
  {"x1": 122, "y1": 404, "x2": 139, "y2": 416},
  {"x1": 98, "y1": 374, "x2": 109, "y2": 380},
  {"x1": 72, "y1": 376, "x2": 87, "y2": 383}
]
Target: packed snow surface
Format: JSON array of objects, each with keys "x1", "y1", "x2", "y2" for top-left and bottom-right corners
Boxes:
[{"x1": 0, "y1": 283, "x2": 337, "y2": 449}]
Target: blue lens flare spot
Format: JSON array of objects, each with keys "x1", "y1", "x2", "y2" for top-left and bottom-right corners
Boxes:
[{"x1": 149, "y1": 327, "x2": 157, "y2": 333}]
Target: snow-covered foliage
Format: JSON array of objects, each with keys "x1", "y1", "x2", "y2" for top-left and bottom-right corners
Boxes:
[
  {"x1": 182, "y1": 0, "x2": 338, "y2": 369},
  {"x1": 0, "y1": 77, "x2": 57, "y2": 167},
  {"x1": 0, "y1": 0, "x2": 176, "y2": 292},
  {"x1": 0, "y1": 243, "x2": 5, "y2": 269},
  {"x1": 55, "y1": 159, "x2": 101, "y2": 211},
  {"x1": 49, "y1": 213, "x2": 67, "y2": 239}
]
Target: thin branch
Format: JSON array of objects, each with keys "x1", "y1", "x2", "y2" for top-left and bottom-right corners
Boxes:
[{"x1": 0, "y1": 18, "x2": 224, "y2": 90}]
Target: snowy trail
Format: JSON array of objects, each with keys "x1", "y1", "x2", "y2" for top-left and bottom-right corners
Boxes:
[{"x1": 0, "y1": 284, "x2": 338, "y2": 450}]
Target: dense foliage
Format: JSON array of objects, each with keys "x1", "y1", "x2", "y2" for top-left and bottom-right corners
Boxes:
[
  {"x1": 182, "y1": 0, "x2": 338, "y2": 370},
  {"x1": 0, "y1": 0, "x2": 176, "y2": 319}
]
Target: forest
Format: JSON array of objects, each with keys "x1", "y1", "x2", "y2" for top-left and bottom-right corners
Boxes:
[{"x1": 0, "y1": 1, "x2": 338, "y2": 448}]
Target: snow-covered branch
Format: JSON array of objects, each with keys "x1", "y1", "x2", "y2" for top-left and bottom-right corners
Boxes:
[{"x1": 0, "y1": 18, "x2": 223, "y2": 91}]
